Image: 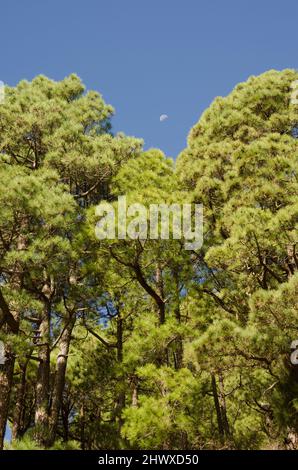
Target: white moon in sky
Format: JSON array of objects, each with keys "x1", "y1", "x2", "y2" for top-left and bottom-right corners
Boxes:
[{"x1": 159, "y1": 114, "x2": 168, "y2": 122}]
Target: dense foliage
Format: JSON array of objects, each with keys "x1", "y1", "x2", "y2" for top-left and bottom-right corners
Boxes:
[{"x1": 0, "y1": 70, "x2": 297, "y2": 450}]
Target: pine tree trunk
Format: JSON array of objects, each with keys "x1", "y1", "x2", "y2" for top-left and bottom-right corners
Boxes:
[
  {"x1": 173, "y1": 270, "x2": 183, "y2": 369},
  {"x1": 12, "y1": 359, "x2": 29, "y2": 441},
  {"x1": 61, "y1": 401, "x2": 70, "y2": 442},
  {"x1": 218, "y1": 372, "x2": 230, "y2": 439},
  {"x1": 80, "y1": 403, "x2": 86, "y2": 450},
  {"x1": 34, "y1": 301, "x2": 51, "y2": 447},
  {"x1": 0, "y1": 234, "x2": 24, "y2": 449},
  {"x1": 48, "y1": 315, "x2": 75, "y2": 446},
  {"x1": 115, "y1": 313, "x2": 125, "y2": 431},
  {"x1": 156, "y1": 264, "x2": 165, "y2": 325},
  {"x1": 0, "y1": 352, "x2": 15, "y2": 450},
  {"x1": 211, "y1": 373, "x2": 224, "y2": 444}
]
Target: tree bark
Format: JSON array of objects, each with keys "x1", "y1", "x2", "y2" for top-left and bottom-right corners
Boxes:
[
  {"x1": 0, "y1": 350, "x2": 15, "y2": 450},
  {"x1": 218, "y1": 372, "x2": 230, "y2": 439},
  {"x1": 115, "y1": 313, "x2": 125, "y2": 431},
  {"x1": 211, "y1": 373, "x2": 224, "y2": 444},
  {"x1": 0, "y1": 288, "x2": 20, "y2": 449},
  {"x1": 34, "y1": 300, "x2": 51, "y2": 447},
  {"x1": 48, "y1": 315, "x2": 75, "y2": 446},
  {"x1": 173, "y1": 269, "x2": 183, "y2": 369},
  {"x1": 80, "y1": 403, "x2": 86, "y2": 450},
  {"x1": 155, "y1": 264, "x2": 165, "y2": 325},
  {"x1": 12, "y1": 359, "x2": 29, "y2": 441}
]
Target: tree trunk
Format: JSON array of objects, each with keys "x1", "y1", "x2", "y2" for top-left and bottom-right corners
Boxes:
[
  {"x1": 211, "y1": 373, "x2": 224, "y2": 444},
  {"x1": 0, "y1": 235, "x2": 24, "y2": 449},
  {"x1": 0, "y1": 351, "x2": 15, "y2": 450},
  {"x1": 48, "y1": 315, "x2": 75, "y2": 446},
  {"x1": 80, "y1": 403, "x2": 86, "y2": 450},
  {"x1": 34, "y1": 301, "x2": 51, "y2": 447},
  {"x1": 173, "y1": 269, "x2": 183, "y2": 369},
  {"x1": 156, "y1": 264, "x2": 165, "y2": 325},
  {"x1": 61, "y1": 400, "x2": 70, "y2": 442},
  {"x1": 115, "y1": 313, "x2": 125, "y2": 431},
  {"x1": 12, "y1": 359, "x2": 29, "y2": 441},
  {"x1": 218, "y1": 372, "x2": 230, "y2": 439}
]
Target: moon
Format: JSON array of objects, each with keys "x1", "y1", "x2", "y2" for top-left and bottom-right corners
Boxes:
[{"x1": 159, "y1": 114, "x2": 168, "y2": 122}]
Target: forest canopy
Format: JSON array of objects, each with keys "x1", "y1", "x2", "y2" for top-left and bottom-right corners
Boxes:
[{"x1": 0, "y1": 69, "x2": 298, "y2": 450}]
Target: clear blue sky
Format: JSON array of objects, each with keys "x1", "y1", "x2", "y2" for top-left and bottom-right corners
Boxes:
[{"x1": 0, "y1": 0, "x2": 297, "y2": 158}]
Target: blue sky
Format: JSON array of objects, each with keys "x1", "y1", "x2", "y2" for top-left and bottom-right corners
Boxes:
[{"x1": 0, "y1": 0, "x2": 297, "y2": 158}]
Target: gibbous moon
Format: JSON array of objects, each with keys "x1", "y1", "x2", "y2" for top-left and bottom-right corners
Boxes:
[{"x1": 159, "y1": 114, "x2": 168, "y2": 122}]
